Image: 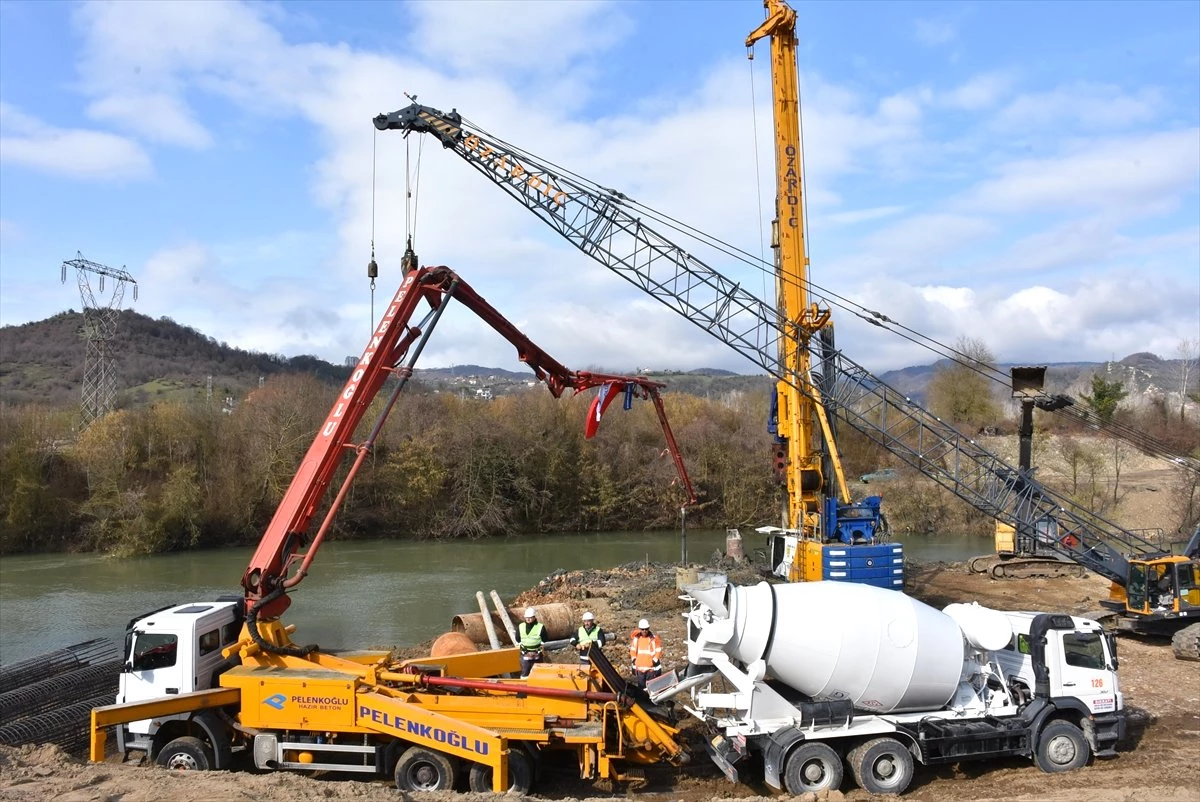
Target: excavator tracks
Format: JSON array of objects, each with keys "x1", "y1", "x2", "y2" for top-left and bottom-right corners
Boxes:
[
  {"x1": 1171, "y1": 622, "x2": 1200, "y2": 662},
  {"x1": 970, "y1": 556, "x2": 1086, "y2": 580}
]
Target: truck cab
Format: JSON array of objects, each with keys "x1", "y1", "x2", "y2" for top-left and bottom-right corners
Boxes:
[
  {"x1": 117, "y1": 600, "x2": 243, "y2": 754},
  {"x1": 993, "y1": 611, "x2": 1122, "y2": 719}
]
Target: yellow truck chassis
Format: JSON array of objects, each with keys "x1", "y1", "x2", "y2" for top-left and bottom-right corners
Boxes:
[{"x1": 91, "y1": 632, "x2": 683, "y2": 793}]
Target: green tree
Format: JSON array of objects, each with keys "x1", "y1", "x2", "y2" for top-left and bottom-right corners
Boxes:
[
  {"x1": 926, "y1": 336, "x2": 1000, "y2": 431},
  {"x1": 1080, "y1": 374, "x2": 1128, "y2": 423},
  {"x1": 0, "y1": 405, "x2": 83, "y2": 552}
]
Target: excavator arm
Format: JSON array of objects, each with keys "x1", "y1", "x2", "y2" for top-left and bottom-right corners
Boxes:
[{"x1": 243, "y1": 264, "x2": 695, "y2": 637}]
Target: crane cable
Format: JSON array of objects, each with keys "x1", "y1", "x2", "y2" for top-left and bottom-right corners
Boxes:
[
  {"x1": 369, "y1": 128, "x2": 379, "y2": 332},
  {"x1": 405, "y1": 126, "x2": 426, "y2": 250},
  {"x1": 453, "y1": 114, "x2": 1197, "y2": 470}
]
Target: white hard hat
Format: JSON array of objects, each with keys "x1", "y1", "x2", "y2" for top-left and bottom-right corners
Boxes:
[
  {"x1": 582, "y1": 611, "x2": 595, "y2": 622},
  {"x1": 524, "y1": 608, "x2": 537, "y2": 618},
  {"x1": 638, "y1": 619, "x2": 650, "y2": 629}
]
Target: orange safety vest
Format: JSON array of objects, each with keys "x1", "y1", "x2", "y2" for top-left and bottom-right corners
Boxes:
[{"x1": 629, "y1": 630, "x2": 662, "y2": 672}]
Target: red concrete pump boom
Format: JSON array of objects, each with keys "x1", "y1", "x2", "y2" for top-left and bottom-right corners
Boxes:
[{"x1": 241, "y1": 263, "x2": 695, "y2": 638}]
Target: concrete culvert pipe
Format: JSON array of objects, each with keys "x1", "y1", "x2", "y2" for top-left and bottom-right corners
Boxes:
[{"x1": 452, "y1": 602, "x2": 574, "y2": 645}]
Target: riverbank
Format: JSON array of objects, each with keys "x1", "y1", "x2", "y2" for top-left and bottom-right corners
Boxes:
[{"x1": 1, "y1": 556, "x2": 1196, "y2": 802}]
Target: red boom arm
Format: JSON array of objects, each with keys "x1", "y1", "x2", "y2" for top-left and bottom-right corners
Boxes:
[{"x1": 242, "y1": 265, "x2": 695, "y2": 626}]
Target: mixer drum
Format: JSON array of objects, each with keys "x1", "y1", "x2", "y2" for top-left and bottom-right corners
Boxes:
[{"x1": 718, "y1": 581, "x2": 966, "y2": 713}]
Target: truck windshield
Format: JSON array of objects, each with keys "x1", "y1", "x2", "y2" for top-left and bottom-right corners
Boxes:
[
  {"x1": 1061, "y1": 632, "x2": 1105, "y2": 670},
  {"x1": 131, "y1": 632, "x2": 179, "y2": 671}
]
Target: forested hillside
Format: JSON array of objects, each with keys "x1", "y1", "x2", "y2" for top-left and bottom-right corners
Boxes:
[
  {"x1": 0, "y1": 310, "x2": 350, "y2": 408},
  {"x1": 0, "y1": 311, "x2": 772, "y2": 408}
]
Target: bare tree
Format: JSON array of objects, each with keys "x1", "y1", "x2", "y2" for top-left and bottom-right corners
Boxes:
[
  {"x1": 927, "y1": 336, "x2": 1000, "y2": 432},
  {"x1": 1174, "y1": 337, "x2": 1198, "y2": 421},
  {"x1": 1108, "y1": 437, "x2": 1130, "y2": 508}
]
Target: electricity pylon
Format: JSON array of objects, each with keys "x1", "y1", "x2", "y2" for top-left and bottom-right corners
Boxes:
[{"x1": 61, "y1": 252, "x2": 138, "y2": 424}]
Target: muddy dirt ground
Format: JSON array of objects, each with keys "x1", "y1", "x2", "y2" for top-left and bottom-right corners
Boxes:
[{"x1": 1, "y1": 558, "x2": 1196, "y2": 802}]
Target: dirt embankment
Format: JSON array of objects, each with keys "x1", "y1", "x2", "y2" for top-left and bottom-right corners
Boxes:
[{"x1": 1, "y1": 559, "x2": 1197, "y2": 802}]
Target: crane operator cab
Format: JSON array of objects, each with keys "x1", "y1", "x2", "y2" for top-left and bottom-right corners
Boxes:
[{"x1": 1121, "y1": 558, "x2": 1200, "y2": 616}]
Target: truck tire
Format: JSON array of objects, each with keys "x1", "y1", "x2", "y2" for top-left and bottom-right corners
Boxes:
[
  {"x1": 848, "y1": 737, "x2": 914, "y2": 795},
  {"x1": 394, "y1": 746, "x2": 458, "y2": 791},
  {"x1": 156, "y1": 736, "x2": 214, "y2": 771},
  {"x1": 783, "y1": 742, "x2": 843, "y2": 794},
  {"x1": 468, "y1": 748, "x2": 534, "y2": 793},
  {"x1": 1035, "y1": 720, "x2": 1090, "y2": 773}
]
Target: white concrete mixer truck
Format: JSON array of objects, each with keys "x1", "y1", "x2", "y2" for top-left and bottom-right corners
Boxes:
[{"x1": 662, "y1": 579, "x2": 1124, "y2": 796}]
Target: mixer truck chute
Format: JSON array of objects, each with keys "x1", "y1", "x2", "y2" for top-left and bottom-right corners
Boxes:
[
  {"x1": 373, "y1": 0, "x2": 1199, "y2": 639},
  {"x1": 667, "y1": 578, "x2": 1124, "y2": 795},
  {"x1": 90, "y1": 262, "x2": 690, "y2": 791}
]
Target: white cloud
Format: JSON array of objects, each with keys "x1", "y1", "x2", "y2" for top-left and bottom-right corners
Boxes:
[
  {"x1": 962, "y1": 128, "x2": 1200, "y2": 214},
  {"x1": 823, "y1": 206, "x2": 907, "y2": 226},
  {"x1": 87, "y1": 93, "x2": 213, "y2": 148},
  {"x1": 996, "y1": 218, "x2": 1130, "y2": 275},
  {"x1": 940, "y1": 73, "x2": 1013, "y2": 111},
  {"x1": 995, "y1": 84, "x2": 1163, "y2": 130},
  {"x1": 858, "y1": 213, "x2": 997, "y2": 265},
  {"x1": 844, "y1": 269, "x2": 1199, "y2": 372},
  {"x1": 407, "y1": 0, "x2": 631, "y2": 80},
  {"x1": 0, "y1": 102, "x2": 151, "y2": 179}
]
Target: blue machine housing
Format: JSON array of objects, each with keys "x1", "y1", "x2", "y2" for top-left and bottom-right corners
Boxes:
[
  {"x1": 822, "y1": 542, "x2": 904, "y2": 589},
  {"x1": 825, "y1": 495, "x2": 885, "y2": 544},
  {"x1": 821, "y1": 495, "x2": 903, "y2": 589}
]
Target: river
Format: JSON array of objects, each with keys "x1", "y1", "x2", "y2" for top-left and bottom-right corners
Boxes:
[{"x1": 0, "y1": 530, "x2": 985, "y2": 665}]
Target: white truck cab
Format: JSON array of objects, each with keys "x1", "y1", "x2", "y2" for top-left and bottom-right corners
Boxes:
[
  {"x1": 116, "y1": 599, "x2": 243, "y2": 763},
  {"x1": 994, "y1": 611, "x2": 1122, "y2": 716}
]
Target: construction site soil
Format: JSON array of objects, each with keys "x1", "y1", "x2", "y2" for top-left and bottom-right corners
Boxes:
[{"x1": 1, "y1": 555, "x2": 1197, "y2": 802}]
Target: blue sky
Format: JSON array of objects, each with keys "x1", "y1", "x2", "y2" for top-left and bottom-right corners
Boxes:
[{"x1": 2, "y1": 0, "x2": 1197, "y2": 375}]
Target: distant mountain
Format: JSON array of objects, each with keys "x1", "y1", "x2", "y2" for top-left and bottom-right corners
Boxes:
[
  {"x1": 0, "y1": 310, "x2": 351, "y2": 408},
  {"x1": 1, "y1": 311, "x2": 1188, "y2": 411},
  {"x1": 876, "y1": 355, "x2": 1190, "y2": 407},
  {"x1": 0, "y1": 312, "x2": 770, "y2": 409}
]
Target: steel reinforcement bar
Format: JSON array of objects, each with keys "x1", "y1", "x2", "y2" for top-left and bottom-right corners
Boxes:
[
  {"x1": 0, "y1": 639, "x2": 118, "y2": 694},
  {"x1": 0, "y1": 694, "x2": 116, "y2": 755},
  {"x1": 0, "y1": 661, "x2": 121, "y2": 727}
]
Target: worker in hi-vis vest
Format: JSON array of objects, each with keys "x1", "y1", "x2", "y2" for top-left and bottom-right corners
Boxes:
[
  {"x1": 518, "y1": 607, "x2": 545, "y2": 678},
  {"x1": 569, "y1": 611, "x2": 606, "y2": 666},
  {"x1": 629, "y1": 618, "x2": 663, "y2": 688}
]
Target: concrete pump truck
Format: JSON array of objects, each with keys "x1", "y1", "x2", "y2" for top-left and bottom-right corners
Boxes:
[{"x1": 89, "y1": 264, "x2": 691, "y2": 792}]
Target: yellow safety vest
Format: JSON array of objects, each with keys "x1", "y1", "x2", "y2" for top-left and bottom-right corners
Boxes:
[
  {"x1": 576, "y1": 624, "x2": 603, "y2": 647},
  {"x1": 519, "y1": 622, "x2": 544, "y2": 651}
]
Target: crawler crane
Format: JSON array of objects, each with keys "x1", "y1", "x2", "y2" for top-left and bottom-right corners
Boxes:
[
  {"x1": 376, "y1": 0, "x2": 895, "y2": 589},
  {"x1": 373, "y1": 0, "x2": 1198, "y2": 646}
]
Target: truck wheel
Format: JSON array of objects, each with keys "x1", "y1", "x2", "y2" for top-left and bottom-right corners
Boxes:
[
  {"x1": 156, "y1": 736, "x2": 214, "y2": 771},
  {"x1": 1035, "y1": 720, "x2": 1090, "y2": 773},
  {"x1": 783, "y1": 742, "x2": 843, "y2": 794},
  {"x1": 468, "y1": 748, "x2": 534, "y2": 793},
  {"x1": 849, "y1": 737, "x2": 914, "y2": 795},
  {"x1": 394, "y1": 747, "x2": 457, "y2": 791}
]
